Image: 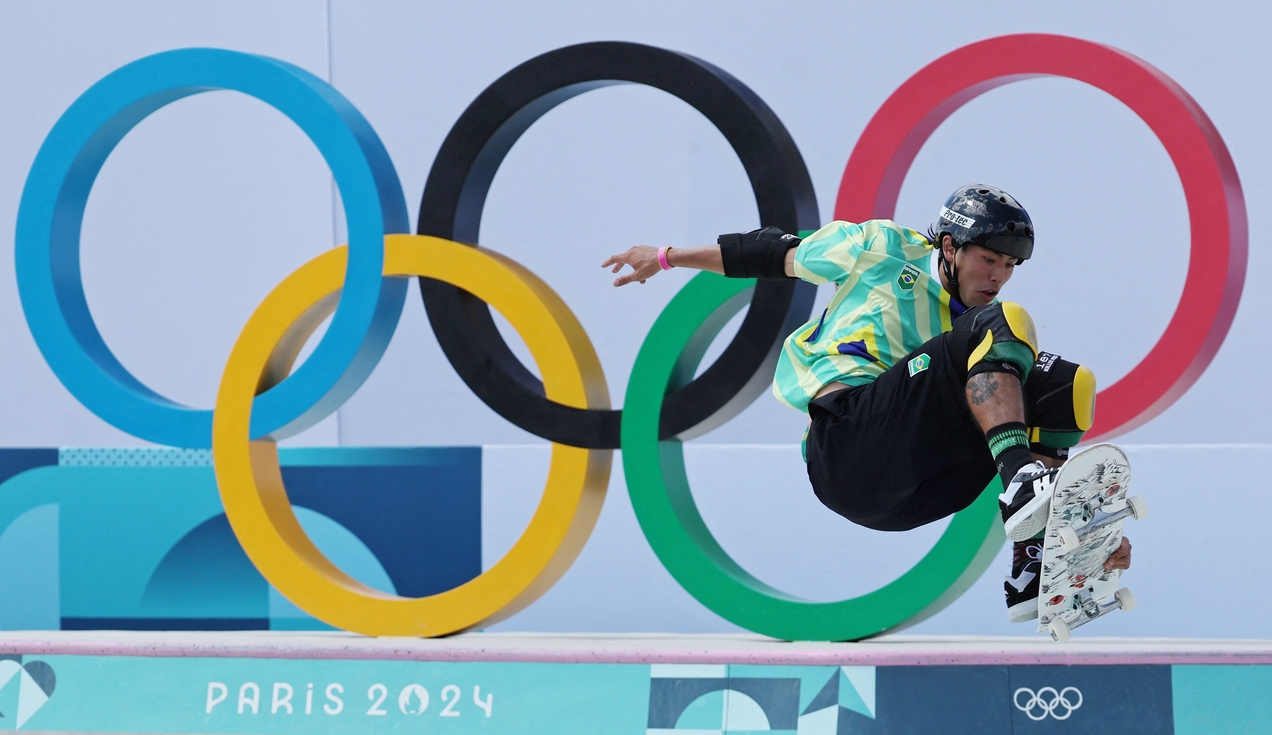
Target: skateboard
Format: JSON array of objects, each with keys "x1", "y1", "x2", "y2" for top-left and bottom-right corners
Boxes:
[{"x1": 1037, "y1": 443, "x2": 1147, "y2": 642}]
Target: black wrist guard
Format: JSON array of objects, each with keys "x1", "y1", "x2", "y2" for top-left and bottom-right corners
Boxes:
[{"x1": 718, "y1": 227, "x2": 800, "y2": 279}]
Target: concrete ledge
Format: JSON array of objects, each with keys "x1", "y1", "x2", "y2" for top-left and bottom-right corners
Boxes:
[{"x1": 2, "y1": 630, "x2": 1270, "y2": 666}]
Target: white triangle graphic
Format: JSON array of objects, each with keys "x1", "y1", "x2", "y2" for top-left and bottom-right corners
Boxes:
[
  {"x1": 0, "y1": 660, "x2": 21, "y2": 721},
  {"x1": 0, "y1": 661, "x2": 20, "y2": 691},
  {"x1": 840, "y1": 666, "x2": 875, "y2": 719},
  {"x1": 796, "y1": 704, "x2": 838, "y2": 735},
  {"x1": 16, "y1": 668, "x2": 51, "y2": 729}
]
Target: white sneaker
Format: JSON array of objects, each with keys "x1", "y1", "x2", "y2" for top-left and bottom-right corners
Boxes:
[{"x1": 999, "y1": 461, "x2": 1058, "y2": 541}]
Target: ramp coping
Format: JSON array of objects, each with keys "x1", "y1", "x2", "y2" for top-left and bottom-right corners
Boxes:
[{"x1": 1, "y1": 631, "x2": 1270, "y2": 666}]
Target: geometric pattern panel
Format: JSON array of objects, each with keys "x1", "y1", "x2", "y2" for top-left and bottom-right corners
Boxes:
[{"x1": 0, "y1": 447, "x2": 480, "y2": 632}]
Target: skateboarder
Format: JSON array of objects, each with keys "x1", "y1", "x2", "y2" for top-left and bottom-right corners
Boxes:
[{"x1": 603, "y1": 184, "x2": 1131, "y2": 623}]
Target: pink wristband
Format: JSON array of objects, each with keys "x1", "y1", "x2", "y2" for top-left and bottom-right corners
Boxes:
[{"x1": 657, "y1": 246, "x2": 674, "y2": 271}]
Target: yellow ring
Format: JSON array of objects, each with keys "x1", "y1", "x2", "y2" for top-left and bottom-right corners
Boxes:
[{"x1": 213, "y1": 234, "x2": 611, "y2": 636}]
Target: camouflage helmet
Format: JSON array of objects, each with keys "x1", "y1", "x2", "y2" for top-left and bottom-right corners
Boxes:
[{"x1": 932, "y1": 184, "x2": 1034, "y2": 262}]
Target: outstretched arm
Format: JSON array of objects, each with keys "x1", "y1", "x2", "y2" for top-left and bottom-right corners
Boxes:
[
  {"x1": 601, "y1": 245, "x2": 722, "y2": 286},
  {"x1": 601, "y1": 243, "x2": 797, "y2": 287}
]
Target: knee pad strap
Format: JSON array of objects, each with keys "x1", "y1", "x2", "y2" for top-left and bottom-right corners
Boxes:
[
  {"x1": 961, "y1": 302, "x2": 1039, "y2": 381},
  {"x1": 1024, "y1": 353, "x2": 1098, "y2": 456}
]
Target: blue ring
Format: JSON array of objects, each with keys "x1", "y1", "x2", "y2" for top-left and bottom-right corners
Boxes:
[{"x1": 15, "y1": 48, "x2": 408, "y2": 448}]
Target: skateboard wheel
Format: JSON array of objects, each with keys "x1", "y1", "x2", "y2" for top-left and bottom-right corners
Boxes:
[
  {"x1": 1115, "y1": 587, "x2": 1137, "y2": 613},
  {"x1": 1127, "y1": 495, "x2": 1148, "y2": 521},
  {"x1": 1048, "y1": 617, "x2": 1072, "y2": 643},
  {"x1": 1057, "y1": 524, "x2": 1080, "y2": 552}
]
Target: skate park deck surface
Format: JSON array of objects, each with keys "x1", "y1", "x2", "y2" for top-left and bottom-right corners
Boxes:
[{"x1": 3, "y1": 630, "x2": 1270, "y2": 665}]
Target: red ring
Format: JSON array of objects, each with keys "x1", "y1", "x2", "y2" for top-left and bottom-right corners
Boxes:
[{"x1": 834, "y1": 34, "x2": 1246, "y2": 439}]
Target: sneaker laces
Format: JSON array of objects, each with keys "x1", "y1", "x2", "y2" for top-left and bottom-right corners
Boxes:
[
  {"x1": 1006, "y1": 539, "x2": 1043, "y2": 592},
  {"x1": 999, "y1": 461, "x2": 1055, "y2": 505},
  {"x1": 1012, "y1": 538, "x2": 1043, "y2": 567}
]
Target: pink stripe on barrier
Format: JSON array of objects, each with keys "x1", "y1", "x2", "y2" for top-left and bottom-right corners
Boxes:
[{"x1": 1, "y1": 632, "x2": 1271, "y2": 666}]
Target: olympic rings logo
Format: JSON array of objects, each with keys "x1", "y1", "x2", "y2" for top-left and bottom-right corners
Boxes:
[
  {"x1": 1014, "y1": 686, "x2": 1084, "y2": 721},
  {"x1": 14, "y1": 36, "x2": 1245, "y2": 640}
]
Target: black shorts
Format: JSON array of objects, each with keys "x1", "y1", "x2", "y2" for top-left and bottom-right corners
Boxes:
[
  {"x1": 806, "y1": 329, "x2": 991, "y2": 532},
  {"x1": 804, "y1": 307, "x2": 1091, "y2": 532}
]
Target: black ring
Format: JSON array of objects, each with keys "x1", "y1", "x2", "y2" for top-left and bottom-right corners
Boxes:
[{"x1": 417, "y1": 42, "x2": 818, "y2": 448}]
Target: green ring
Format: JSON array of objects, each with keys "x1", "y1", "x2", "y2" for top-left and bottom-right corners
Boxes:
[{"x1": 620, "y1": 272, "x2": 1006, "y2": 641}]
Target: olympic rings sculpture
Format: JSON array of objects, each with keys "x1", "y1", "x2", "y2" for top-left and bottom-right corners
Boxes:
[
  {"x1": 16, "y1": 49, "x2": 410, "y2": 449},
  {"x1": 1014, "y1": 686, "x2": 1084, "y2": 721},
  {"x1": 14, "y1": 36, "x2": 1246, "y2": 640}
]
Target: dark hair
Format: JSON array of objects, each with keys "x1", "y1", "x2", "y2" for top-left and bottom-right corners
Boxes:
[{"x1": 926, "y1": 227, "x2": 951, "y2": 252}]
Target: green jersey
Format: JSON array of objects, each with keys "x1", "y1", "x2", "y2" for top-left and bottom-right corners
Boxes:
[{"x1": 772, "y1": 219, "x2": 966, "y2": 412}]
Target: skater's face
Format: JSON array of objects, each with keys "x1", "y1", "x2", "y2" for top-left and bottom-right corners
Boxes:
[{"x1": 942, "y1": 239, "x2": 1017, "y2": 307}]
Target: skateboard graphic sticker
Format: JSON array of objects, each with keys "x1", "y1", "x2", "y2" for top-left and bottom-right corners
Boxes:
[{"x1": 1037, "y1": 444, "x2": 1136, "y2": 638}]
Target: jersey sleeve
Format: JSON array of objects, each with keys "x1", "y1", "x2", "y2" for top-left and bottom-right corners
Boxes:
[
  {"x1": 791, "y1": 221, "x2": 867, "y2": 286},
  {"x1": 793, "y1": 220, "x2": 932, "y2": 285}
]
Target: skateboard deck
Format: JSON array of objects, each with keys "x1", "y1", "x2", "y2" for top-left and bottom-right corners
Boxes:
[{"x1": 1037, "y1": 443, "x2": 1145, "y2": 641}]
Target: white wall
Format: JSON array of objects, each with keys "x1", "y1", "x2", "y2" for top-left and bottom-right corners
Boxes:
[
  {"x1": 482, "y1": 444, "x2": 1270, "y2": 638},
  {"x1": 0, "y1": 1, "x2": 1266, "y2": 637}
]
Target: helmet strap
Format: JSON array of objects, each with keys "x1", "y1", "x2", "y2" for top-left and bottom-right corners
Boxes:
[{"x1": 939, "y1": 241, "x2": 963, "y2": 304}]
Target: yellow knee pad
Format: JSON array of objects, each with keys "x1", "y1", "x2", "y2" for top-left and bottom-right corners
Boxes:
[
  {"x1": 1026, "y1": 353, "x2": 1097, "y2": 457},
  {"x1": 963, "y1": 302, "x2": 1039, "y2": 381}
]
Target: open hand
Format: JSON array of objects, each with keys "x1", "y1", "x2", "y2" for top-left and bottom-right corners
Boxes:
[
  {"x1": 602, "y1": 245, "x2": 661, "y2": 286},
  {"x1": 1103, "y1": 536, "x2": 1132, "y2": 572}
]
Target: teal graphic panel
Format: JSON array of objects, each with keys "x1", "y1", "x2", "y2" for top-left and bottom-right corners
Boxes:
[
  {"x1": 646, "y1": 664, "x2": 874, "y2": 735},
  {"x1": 0, "y1": 447, "x2": 480, "y2": 631},
  {"x1": 1172, "y1": 665, "x2": 1272, "y2": 735},
  {"x1": 0, "y1": 656, "x2": 56, "y2": 730},
  {"x1": 1, "y1": 653, "x2": 1271, "y2": 733},
  {"x1": 0, "y1": 655, "x2": 650, "y2": 734}
]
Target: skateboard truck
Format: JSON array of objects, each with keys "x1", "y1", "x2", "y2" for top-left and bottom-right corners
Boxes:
[
  {"x1": 1047, "y1": 587, "x2": 1136, "y2": 642},
  {"x1": 1056, "y1": 494, "x2": 1148, "y2": 553},
  {"x1": 1037, "y1": 446, "x2": 1140, "y2": 642}
]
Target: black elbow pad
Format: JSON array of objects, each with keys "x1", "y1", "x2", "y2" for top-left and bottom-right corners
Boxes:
[{"x1": 718, "y1": 227, "x2": 801, "y2": 279}]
